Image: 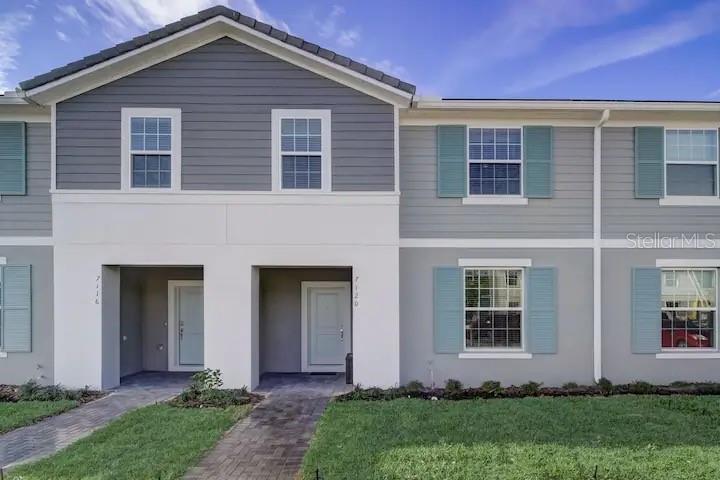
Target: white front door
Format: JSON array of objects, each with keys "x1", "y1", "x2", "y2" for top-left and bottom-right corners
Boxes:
[
  {"x1": 302, "y1": 282, "x2": 351, "y2": 372},
  {"x1": 168, "y1": 281, "x2": 204, "y2": 371}
]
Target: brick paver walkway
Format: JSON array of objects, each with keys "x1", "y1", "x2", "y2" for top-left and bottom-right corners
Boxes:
[
  {"x1": 0, "y1": 371, "x2": 189, "y2": 469},
  {"x1": 184, "y1": 373, "x2": 351, "y2": 480}
]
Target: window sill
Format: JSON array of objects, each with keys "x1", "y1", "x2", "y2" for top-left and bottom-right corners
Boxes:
[
  {"x1": 458, "y1": 352, "x2": 532, "y2": 360},
  {"x1": 655, "y1": 352, "x2": 720, "y2": 359},
  {"x1": 659, "y1": 196, "x2": 720, "y2": 207},
  {"x1": 462, "y1": 196, "x2": 528, "y2": 206}
]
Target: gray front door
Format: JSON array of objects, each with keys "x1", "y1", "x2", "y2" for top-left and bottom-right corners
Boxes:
[
  {"x1": 308, "y1": 284, "x2": 351, "y2": 369},
  {"x1": 178, "y1": 285, "x2": 204, "y2": 365}
]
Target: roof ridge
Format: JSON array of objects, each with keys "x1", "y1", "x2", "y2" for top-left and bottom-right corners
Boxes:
[{"x1": 19, "y1": 5, "x2": 416, "y2": 95}]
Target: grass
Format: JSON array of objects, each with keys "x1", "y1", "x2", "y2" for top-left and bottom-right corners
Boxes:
[
  {"x1": 0, "y1": 401, "x2": 78, "y2": 434},
  {"x1": 10, "y1": 404, "x2": 251, "y2": 480},
  {"x1": 302, "y1": 395, "x2": 720, "y2": 480}
]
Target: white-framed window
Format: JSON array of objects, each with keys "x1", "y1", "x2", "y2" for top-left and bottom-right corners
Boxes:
[
  {"x1": 665, "y1": 129, "x2": 718, "y2": 197},
  {"x1": 464, "y1": 267, "x2": 524, "y2": 350},
  {"x1": 271, "y1": 109, "x2": 331, "y2": 192},
  {"x1": 120, "y1": 108, "x2": 181, "y2": 192},
  {"x1": 661, "y1": 268, "x2": 718, "y2": 350},
  {"x1": 468, "y1": 127, "x2": 523, "y2": 196}
]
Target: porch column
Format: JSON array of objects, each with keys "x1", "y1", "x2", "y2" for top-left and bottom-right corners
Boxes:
[{"x1": 204, "y1": 257, "x2": 259, "y2": 390}]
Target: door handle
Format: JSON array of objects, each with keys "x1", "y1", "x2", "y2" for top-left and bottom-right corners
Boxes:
[{"x1": 340, "y1": 328, "x2": 344, "y2": 341}]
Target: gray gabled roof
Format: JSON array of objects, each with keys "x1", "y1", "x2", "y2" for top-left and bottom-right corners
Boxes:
[{"x1": 19, "y1": 5, "x2": 416, "y2": 95}]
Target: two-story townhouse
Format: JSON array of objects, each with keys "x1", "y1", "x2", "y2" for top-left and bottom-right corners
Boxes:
[{"x1": 0, "y1": 6, "x2": 719, "y2": 390}]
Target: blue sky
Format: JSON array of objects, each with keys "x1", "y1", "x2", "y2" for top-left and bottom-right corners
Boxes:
[{"x1": 2, "y1": 0, "x2": 720, "y2": 100}]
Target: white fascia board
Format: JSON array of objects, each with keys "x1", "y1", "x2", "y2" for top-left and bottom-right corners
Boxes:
[
  {"x1": 0, "y1": 237, "x2": 53, "y2": 246},
  {"x1": 400, "y1": 238, "x2": 593, "y2": 249},
  {"x1": 458, "y1": 258, "x2": 532, "y2": 267},
  {"x1": 24, "y1": 17, "x2": 412, "y2": 107}
]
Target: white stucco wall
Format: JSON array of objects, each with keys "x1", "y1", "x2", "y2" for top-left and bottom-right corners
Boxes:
[{"x1": 52, "y1": 192, "x2": 400, "y2": 390}]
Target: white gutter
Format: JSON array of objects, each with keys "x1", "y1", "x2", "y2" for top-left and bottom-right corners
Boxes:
[
  {"x1": 593, "y1": 109, "x2": 610, "y2": 382},
  {"x1": 414, "y1": 98, "x2": 720, "y2": 112}
]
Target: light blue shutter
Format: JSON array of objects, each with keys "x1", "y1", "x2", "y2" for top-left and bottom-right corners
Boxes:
[
  {"x1": 436, "y1": 125, "x2": 467, "y2": 198},
  {"x1": 631, "y1": 267, "x2": 661, "y2": 354},
  {"x1": 0, "y1": 122, "x2": 26, "y2": 195},
  {"x1": 2, "y1": 265, "x2": 31, "y2": 352},
  {"x1": 634, "y1": 127, "x2": 664, "y2": 198},
  {"x1": 523, "y1": 126, "x2": 553, "y2": 198},
  {"x1": 433, "y1": 267, "x2": 462, "y2": 353},
  {"x1": 527, "y1": 267, "x2": 557, "y2": 354}
]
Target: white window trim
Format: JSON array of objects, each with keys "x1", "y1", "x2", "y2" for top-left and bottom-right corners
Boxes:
[
  {"x1": 466, "y1": 125, "x2": 524, "y2": 201},
  {"x1": 458, "y1": 258, "x2": 532, "y2": 267},
  {"x1": 657, "y1": 266, "x2": 719, "y2": 357},
  {"x1": 662, "y1": 127, "x2": 719, "y2": 206},
  {"x1": 462, "y1": 266, "x2": 527, "y2": 354},
  {"x1": 121, "y1": 107, "x2": 182, "y2": 192},
  {"x1": 271, "y1": 109, "x2": 332, "y2": 193},
  {"x1": 459, "y1": 352, "x2": 533, "y2": 359}
]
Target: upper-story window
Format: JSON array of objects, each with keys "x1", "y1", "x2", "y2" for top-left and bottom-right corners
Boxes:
[
  {"x1": 464, "y1": 268, "x2": 524, "y2": 350},
  {"x1": 661, "y1": 268, "x2": 717, "y2": 349},
  {"x1": 468, "y1": 127, "x2": 522, "y2": 196},
  {"x1": 272, "y1": 109, "x2": 331, "y2": 192},
  {"x1": 121, "y1": 108, "x2": 181, "y2": 192},
  {"x1": 665, "y1": 129, "x2": 718, "y2": 196}
]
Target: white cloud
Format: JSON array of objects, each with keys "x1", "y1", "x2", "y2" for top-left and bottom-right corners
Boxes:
[
  {"x1": 337, "y1": 29, "x2": 360, "y2": 48},
  {"x1": 84, "y1": 0, "x2": 289, "y2": 43},
  {"x1": 55, "y1": 5, "x2": 88, "y2": 26},
  {"x1": 432, "y1": 0, "x2": 647, "y2": 93},
  {"x1": 0, "y1": 11, "x2": 33, "y2": 92},
  {"x1": 706, "y1": 87, "x2": 720, "y2": 99},
  {"x1": 508, "y1": 0, "x2": 720, "y2": 93},
  {"x1": 317, "y1": 5, "x2": 344, "y2": 38},
  {"x1": 372, "y1": 59, "x2": 407, "y2": 79},
  {"x1": 56, "y1": 30, "x2": 70, "y2": 42}
]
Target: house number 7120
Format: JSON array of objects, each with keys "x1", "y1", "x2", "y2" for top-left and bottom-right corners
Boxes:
[{"x1": 353, "y1": 275, "x2": 359, "y2": 307}]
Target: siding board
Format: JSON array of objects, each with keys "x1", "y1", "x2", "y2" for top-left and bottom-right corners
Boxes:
[
  {"x1": 400, "y1": 126, "x2": 593, "y2": 239},
  {"x1": 56, "y1": 37, "x2": 394, "y2": 191}
]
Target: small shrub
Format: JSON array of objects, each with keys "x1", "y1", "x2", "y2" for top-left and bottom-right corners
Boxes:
[
  {"x1": 170, "y1": 370, "x2": 261, "y2": 408},
  {"x1": 597, "y1": 377, "x2": 614, "y2": 395},
  {"x1": 480, "y1": 381, "x2": 502, "y2": 395},
  {"x1": 189, "y1": 369, "x2": 223, "y2": 393},
  {"x1": 18, "y1": 379, "x2": 42, "y2": 400},
  {"x1": 563, "y1": 382, "x2": 579, "y2": 389},
  {"x1": 628, "y1": 380, "x2": 655, "y2": 394},
  {"x1": 444, "y1": 379, "x2": 463, "y2": 393},
  {"x1": 670, "y1": 381, "x2": 692, "y2": 388},
  {"x1": 404, "y1": 380, "x2": 424, "y2": 392},
  {"x1": 520, "y1": 381, "x2": 542, "y2": 396}
]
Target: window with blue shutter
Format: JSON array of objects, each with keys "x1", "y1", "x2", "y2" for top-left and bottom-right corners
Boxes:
[
  {"x1": 436, "y1": 126, "x2": 467, "y2": 198},
  {"x1": 0, "y1": 122, "x2": 26, "y2": 195},
  {"x1": 527, "y1": 267, "x2": 557, "y2": 353},
  {"x1": 523, "y1": 126, "x2": 553, "y2": 198},
  {"x1": 433, "y1": 267, "x2": 462, "y2": 353},
  {"x1": 1, "y1": 265, "x2": 32, "y2": 353},
  {"x1": 634, "y1": 127, "x2": 664, "y2": 198},
  {"x1": 631, "y1": 267, "x2": 661, "y2": 353}
]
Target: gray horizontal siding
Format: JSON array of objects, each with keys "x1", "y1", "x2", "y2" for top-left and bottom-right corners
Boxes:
[
  {"x1": 0, "y1": 123, "x2": 52, "y2": 236},
  {"x1": 400, "y1": 126, "x2": 593, "y2": 239},
  {"x1": 56, "y1": 37, "x2": 394, "y2": 191},
  {"x1": 601, "y1": 127, "x2": 720, "y2": 238}
]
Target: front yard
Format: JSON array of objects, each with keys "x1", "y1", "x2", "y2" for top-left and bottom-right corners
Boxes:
[
  {"x1": 302, "y1": 395, "x2": 720, "y2": 480},
  {"x1": 0, "y1": 401, "x2": 77, "y2": 434},
  {"x1": 10, "y1": 404, "x2": 251, "y2": 480}
]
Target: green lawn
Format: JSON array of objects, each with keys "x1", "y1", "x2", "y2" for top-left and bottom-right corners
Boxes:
[
  {"x1": 0, "y1": 401, "x2": 77, "y2": 434},
  {"x1": 11, "y1": 404, "x2": 251, "y2": 480},
  {"x1": 302, "y1": 396, "x2": 720, "y2": 480}
]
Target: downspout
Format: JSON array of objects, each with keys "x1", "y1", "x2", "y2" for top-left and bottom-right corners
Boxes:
[{"x1": 593, "y1": 109, "x2": 610, "y2": 382}]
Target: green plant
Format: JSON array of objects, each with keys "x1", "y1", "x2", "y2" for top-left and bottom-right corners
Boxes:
[
  {"x1": 404, "y1": 380, "x2": 424, "y2": 392},
  {"x1": 444, "y1": 379, "x2": 463, "y2": 393},
  {"x1": 480, "y1": 381, "x2": 502, "y2": 395},
  {"x1": 563, "y1": 382, "x2": 579, "y2": 389},
  {"x1": 628, "y1": 381, "x2": 655, "y2": 394},
  {"x1": 597, "y1": 377, "x2": 614, "y2": 395},
  {"x1": 189, "y1": 369, "x2": 223, "y2": 393},
  {"x1": 520, "y1": 381, "x2": 543, "y2": 396}
]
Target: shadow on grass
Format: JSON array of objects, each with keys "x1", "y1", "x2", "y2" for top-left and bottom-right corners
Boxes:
[{"x1": 303, "y1": 396, "x2": 720, "y2": 480}]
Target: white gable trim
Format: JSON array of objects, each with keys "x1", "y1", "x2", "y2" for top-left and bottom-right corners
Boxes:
[{"x1": 23, "y1": 16, "x2": 412, "y2": 106}]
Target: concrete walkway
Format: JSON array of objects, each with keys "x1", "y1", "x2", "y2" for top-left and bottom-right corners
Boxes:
[
  {"x1": 184, "y1": 373, "x2": 351, "y2": 480},
  {"x1": 0, "y1": 371, "x2": 189, "y2": 469}
]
